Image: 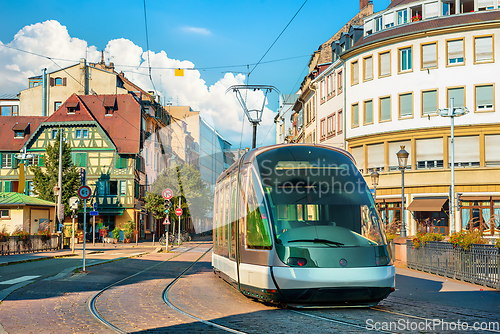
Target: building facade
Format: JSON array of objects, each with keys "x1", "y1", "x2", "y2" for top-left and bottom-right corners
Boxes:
[{"x1": 343, "y1": 0, "x2": 500, "y2": 235}]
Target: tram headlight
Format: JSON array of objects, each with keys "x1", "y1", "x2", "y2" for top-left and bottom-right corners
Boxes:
[
  {"x1": 287, "y1": 257, "x2": 307, "y2": 267},
  {"x1": 375, "y1": 255, "x2": 389, "y2": 266}
]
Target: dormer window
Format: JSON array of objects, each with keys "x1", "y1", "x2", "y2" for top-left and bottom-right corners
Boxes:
[
  {"x1": 105, "y1": 107, "x2": 114, "y2": 115},
  {"x1": 14, "y1": 131, "x2": 24, "y2": 138},
  {"x1": 12, "y1": 122, "x2": 28, "y2": 139},
  {"x1": 65, "y1": 100, "x2": 79, "y2": 114},
  {"x1": 103, "y1": 95, "x2": 116, "y2": 116}
]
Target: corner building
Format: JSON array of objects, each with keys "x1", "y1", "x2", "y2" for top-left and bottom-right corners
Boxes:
[{"x1": 343, "y1": 1, "x2": 500, "y2": 236}]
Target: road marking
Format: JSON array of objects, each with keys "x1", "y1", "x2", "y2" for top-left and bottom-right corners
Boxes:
[
  {"x1": 0, "y1": 275, "x2": 40, "y2": 285},
  {"x1": 110, "y1": 253, "x2": 123, "y2": 255}
]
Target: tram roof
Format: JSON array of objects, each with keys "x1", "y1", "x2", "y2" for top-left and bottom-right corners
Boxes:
[{"x1": 216, "y1": 144, "x2": 354, "y2": 184}]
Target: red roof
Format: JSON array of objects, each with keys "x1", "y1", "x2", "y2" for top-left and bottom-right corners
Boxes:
[
  {"x1": 79, "y1": 94, "x2": 142, "y2": 154},
  {"x1": 387, "y1": 0, "x2": 418, "y2": 9},
  {"x1": 44, "y1": 93, "x2": 141, "y2": 154},
  {"x1": 0, "y1": 116, "x2": 47, "y2": 151}
]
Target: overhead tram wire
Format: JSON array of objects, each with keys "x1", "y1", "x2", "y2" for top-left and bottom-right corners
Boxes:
[{"x1": 143, "y1": 0, "x2": 158, "y2": 95}]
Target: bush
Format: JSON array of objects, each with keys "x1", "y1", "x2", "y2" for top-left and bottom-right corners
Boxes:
[
  {"x1": 386, "y1": 233, "x2": 399, "y2": 243},
  {"x1": 12, "y1": 230, "x2": 30, "y2": 243},
  {"x1": 449, "y1": 230, "x2": 487, "y2": 250},
  {"x1": 123, "y1": 221, "x2": 135, "y2": 239},
  {"x1": 495, "y1": 238, "x2": 500, "y2": 249},
  {"x1": 0, "y1": 231, "x2": 9, "y2": 242},
  {"x1": 412, "y1": 232, "x2": 444, "y2": 248},
  {"x1": 36, "y1": 230, "x2": 52, "y2": 241},
  {"x1": 112, "y1": 227, "x2": 120, "y2": 240}
]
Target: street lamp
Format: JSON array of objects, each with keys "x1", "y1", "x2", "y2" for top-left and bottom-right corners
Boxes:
[
  {"x1": 438, "y1": 98, "x2": 469, "y2": 234},
  {"x1": 396, "y1": 146, "x2": 409, "y2": 237},
  {"x1": 370, "y1": 170, "x2": 379, "y2": 202},
  {"x1": 53, "y1": 186, "x2": 60, "y2": 233}
]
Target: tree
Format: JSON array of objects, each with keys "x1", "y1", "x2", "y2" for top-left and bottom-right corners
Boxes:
[
  {"x1": 149, "y1": 164, "x2": 213, "y2": 231},
  {"x1": 144, "y1": 192, "x2": 166, "y2": 220},
  {"x1": 30, "y1": 130, "x2": 80, "y2": 217}
]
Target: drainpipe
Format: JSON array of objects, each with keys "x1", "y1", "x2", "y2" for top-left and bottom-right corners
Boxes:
[
  {"x1": 339, "y1": 58, "x2": 347, "y2": 150},
  {"x1": 42, "y1": 68, "x2": 47, "y2": 116}
]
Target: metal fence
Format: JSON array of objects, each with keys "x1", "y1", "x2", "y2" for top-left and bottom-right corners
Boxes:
[
  {"x1": 407, "y1": 240, "x2": 500, "y2": 289},
  {"x1": 0, "y1": 235, "x2": 61, "y2": 256}
]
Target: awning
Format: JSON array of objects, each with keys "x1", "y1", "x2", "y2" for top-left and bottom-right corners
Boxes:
[
  {"x1": 376, "y1": 198, "x2": 401, "y2": 203},
  {"x1": 407, "y1": 198, "x2": 447, "y2": 212},
  {"x1": 460, "y1": 196, "x2": 491, "y2": 201}
]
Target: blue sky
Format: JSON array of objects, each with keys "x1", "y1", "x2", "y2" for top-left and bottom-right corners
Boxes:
[{"x1": 0, "y1": 0, "x2": 392, "y2": 148}]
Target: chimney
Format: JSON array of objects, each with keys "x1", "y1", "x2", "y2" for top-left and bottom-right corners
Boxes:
[{"x1": 360, "y1": 0, "x2": 373, "y2": 11}]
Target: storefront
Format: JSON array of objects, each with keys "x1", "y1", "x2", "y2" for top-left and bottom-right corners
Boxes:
[
  {"x1": 407, "y1": 198, "x2": 449, "y2": 235},
  {"x1": 459, "y1": 196, "x2": 500, "y2": 234}
]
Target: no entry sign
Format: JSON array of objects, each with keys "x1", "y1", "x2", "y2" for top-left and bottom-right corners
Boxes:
[{"x1": 175, "y1": 208, "x2": 183, "y2": 216}]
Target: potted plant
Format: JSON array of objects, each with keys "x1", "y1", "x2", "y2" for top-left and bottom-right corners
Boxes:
[
  {"x1": 0, "y1": 230, "x2": 9, "y2": 243},
  {"x1": 112, "y1": 227, "x2": 120, "y2": 243},
  {"x1": 123, "y1": 221, "x2": 134, "y2": 243},
  {"x1": 36, "y1": 230, "x2": 52, "y2": 243}
]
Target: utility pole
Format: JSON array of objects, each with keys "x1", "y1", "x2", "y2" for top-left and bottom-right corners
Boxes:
[
  {"x1": 57, "y1": 129, "x2": 63, "y2": 232},
  {"x1": 226, "y1": 85, "x2": 279, "y2": 149}
]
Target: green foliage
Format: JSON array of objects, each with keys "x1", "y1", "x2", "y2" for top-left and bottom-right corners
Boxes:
[
  {"x1": 150, "y1": 164, "x2": 212, "y2": 222},
  {"x1": 412, "y1": 232, "x2": 444, "y2": 248},
  {"x1": 30, "y1": 130, "x2": 80, "y2": 217},
  {"x1": 12, "y1": 230, "x2": 30, "y2": 243},
  {"x1": 386, "y1": 233, "x2": 399, "y2": 243},
  {"x1": 0, "y1": 230, "x2": 9, "y2": 242},
  {"x1": 112, "y1": 227, "x2": 120, "y2": 240},
  {"x1": 145, "y1": 192, "x2": 166, "y2": 220},
  {"x1": 449, "y1": 230, "x2": 487, "y2": 250},
  {"x1": 123, "y1": 220, "x2": 135, "y2": 238},
  {"x1": 495, "y1": 238, "x2": 500, "y2": 248},
  {"x1": 36, "y1": 230, "x2": 52, "y2": 241}
]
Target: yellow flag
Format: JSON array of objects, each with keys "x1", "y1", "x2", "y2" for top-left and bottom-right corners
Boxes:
[
  {"x1": 175, "y1": 69, "x2": 184, "y2": 77},
  {"x1": 18, "y1": 163, "x2": 25, "y2": 194}
]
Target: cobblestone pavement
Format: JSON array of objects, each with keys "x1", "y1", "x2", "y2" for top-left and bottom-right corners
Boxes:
[{"x1": 1, "y1": 239, "x2": 499, "y2": 334}]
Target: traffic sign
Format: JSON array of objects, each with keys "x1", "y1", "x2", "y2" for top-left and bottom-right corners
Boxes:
[
  {"x1": 77, "y1": 185, "x2": 92, "y2": 199},
  {"x1": 162, "y1": 188, "x2": 173, "y2": 200},
  {"x1": 89, "y1": 211, "x2": 99, "y2": 216},
  {"x1": 163, "y1": 217, "x2": 171, "y2": 225},
  {"x1": 93, "y1": 202, "x2": 98, "y2": 211},
  {"x1": 175, "y1": 208, "x2": 182, "y2": 216}
]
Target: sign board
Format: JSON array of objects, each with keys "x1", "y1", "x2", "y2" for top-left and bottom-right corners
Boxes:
[
  {"x1": 162, "y1": 188, "x2": 173, "y2": 200},
  {"x1": 60, "y1": 204, "x2": 64, "y2": 218},
  {"x1": 89, "y1": 211, "x2": 99, "y2": 216},
  {"x1": 175, "y1": 208, "x2": 183, "y2": 216},
  {"x1": 69, "y1": 196, "x2": 80, "y2": 210},
  {"x1": 163, "y1": 217, "x2": 171, "y2": 225},
  {"x1": 77, "y1": 185, "x2": 92, "y2": 199},
  {"x1": 93, "y1": 202, "x2": 98, "y2": 211}
]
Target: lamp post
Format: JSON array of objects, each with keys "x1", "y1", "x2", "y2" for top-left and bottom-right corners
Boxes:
[
  {"x1": 397, "y1": 146, "x2": 409, "y2": 237},
  {"x1": 53, "y1": 186, "x2": 60, "y2": 233},
  {"x1": 438, "y1": 98, "x2": 469, "y2": 234},
  {"x1": 370, "y1": 170, "x2": 379, "y2": 203}
]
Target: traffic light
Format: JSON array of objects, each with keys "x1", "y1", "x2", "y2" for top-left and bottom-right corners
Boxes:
[
  {"x1": 164, "y1": 199, "x2": 171, "y2": 213},
  {"x1": 457, "y1": 193, "x2": 462, "y2": 210}
]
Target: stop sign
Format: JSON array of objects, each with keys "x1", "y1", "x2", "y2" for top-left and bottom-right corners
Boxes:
[{"x1": 175, "y1": 208, "x2": 183, "y2": 216}]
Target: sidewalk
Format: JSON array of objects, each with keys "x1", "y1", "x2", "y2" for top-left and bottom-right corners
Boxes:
[{"x1": 0, "y1": 234, "x2": 212, "y2": 266}]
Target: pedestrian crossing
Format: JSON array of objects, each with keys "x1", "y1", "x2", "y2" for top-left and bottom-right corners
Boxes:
[{"x1": 0, "y1": 275, "x2": 40, "y2": 285}]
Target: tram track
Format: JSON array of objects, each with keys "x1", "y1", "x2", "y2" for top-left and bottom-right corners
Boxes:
[{"x1": 86, "y1": 242, "x2": 209, "y2": 334}]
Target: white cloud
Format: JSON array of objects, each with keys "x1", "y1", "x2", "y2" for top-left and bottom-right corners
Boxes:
[
  {"x1": 181, "y1": 27, "x2": 211, "y2": 35},
  {"x1": 0, "y1": 20, "x2": 276, "y2": 147}
]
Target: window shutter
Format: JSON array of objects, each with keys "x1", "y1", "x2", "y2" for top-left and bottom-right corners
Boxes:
[
  {"x1": 400, "y1": 93, "x2": 413, "y2": 116},
  {"x1": 0, "y1": 181, "x2": 2, "y2": 192},
  {"x1": 367, "y1": 144, "x2": 384, "y2": 169},
  {"x1": 50, "y1": 78, "x2": 55, "y2": 86},
  {"x1": 485, "y1": 135, "x2": 500, "y2": 163},
  {"x1": 449, "y1": 136, "x2": 479, "y2": 163},
  {"x1": 379, "y1": 52, "x2": 390, "y2": 76},
  {"x1": 364, "y1": 100, "x2": 373, "y2": 123},
  {"x1": 352, "y1": 61, "x2": 359, "y2": 84},
  {"x1": 447, "y1": 40, "x2": 463, "y2": 61},
  {"x1": 389, "y1": 141, "x2": 412, "y2": 168},
  {"x1": 422, "y1": 90, "x2": 438, "y2": 114},
  {"x1": 476, "y1": 85, "x2": 494, "y2": 108},
  {"x1": 416, "y1": 138, "x2": 443, "y2": 161},
  {"x1": 115, "y1": 155, "x2": 122, "y2": 169},
  {"x1": 5, "y1": 181, "x2": 11, "y2": 192},
  {"x1": 384, "y1": 12, "x2": 394, "y2": 26},
  {"x1": 448, "y1": 87, "x2": 465, "y2": 108},
  {"x1": 364, "y1": 57, "x2": 373, "y2": 80},
  {"x1": 25, "y1": 181, "x2": 30, "y2": 195},
  {"x1": 422, "y1": 43, "x2": 437, "y2": 68},
  {"x1": 120, "y1": 181, "x2": 127, "y2": 196},
  {"x1": 475, "y1": 36, "x2": 493, "y2": 62},
  {"x1": 62, "y1": 78, "x2": 67, "y2": 86},
  {"x1": 38, "y1": 155, "x2": 44, "y2": 167},
  {"x1": 11, "y1": 154, "x2": 17, "y2": 168},
  {"x1": 424, "y1": 2, "x2": 439, "y2": 18},
  {"x1": 478, "y1": 0, "x2": 494, "y2": 7},
  {"x1": 351, "y1": 147, "x2": 364, "y2": 171},
  {"x1": 380, "y1": 97, "x2": 391, "y2": 121},
  {"x1": 0, "y1": 154, "x2": 2, "y2": 167}
]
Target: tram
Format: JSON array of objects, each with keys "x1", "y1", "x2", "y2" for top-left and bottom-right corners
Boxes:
[{"x1": 212, "y1": 144, "x2": 395, "y2": 307}]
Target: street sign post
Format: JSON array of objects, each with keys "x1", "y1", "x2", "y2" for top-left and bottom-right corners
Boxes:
[
  {"x1": 89, "y1": 211, "x2": 99, "y2": 216},
  {"x1": 175, "y1": 208, "x2": 183, "y2": 216},
  {"x1": 93, "y1": 202, "x2": 98, "y2": 211},
  {"x1": 162, "y1": 188, "x2": 173, "y2": 200},
  {"x1": 77, "y1": 185, "x2": 91, "y2": 271}
]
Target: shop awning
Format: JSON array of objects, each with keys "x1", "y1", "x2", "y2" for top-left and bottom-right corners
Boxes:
[{"x1": 407, "y1": 198, "x2": 447, "y2": 212}]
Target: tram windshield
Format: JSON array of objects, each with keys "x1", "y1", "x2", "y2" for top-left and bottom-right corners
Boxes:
[{"x1": 254, "y1": 146, "x2": 386, "y2": 247}]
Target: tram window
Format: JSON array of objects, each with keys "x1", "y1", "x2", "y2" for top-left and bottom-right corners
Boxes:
[
  {"x1": 297, "y1": 205, "x2": 304, "y2": 221},
  {"x1": 230, "y1": 180, "x2": 237, "y2": 259},
  {"x1": 214, "y1": 190, "x2": 219, "y2": 250},
  {"x1": 246, "y1": 170, "x2": 272, "y2": 249}
]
